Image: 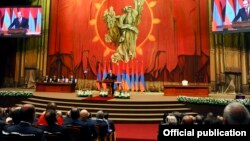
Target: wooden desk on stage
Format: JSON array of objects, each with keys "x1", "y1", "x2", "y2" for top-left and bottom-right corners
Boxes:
[
  {"x1": 163, "y1": 85, "x2": 209, "y2": 97},
  {"x1": 36, "y1": 82, "x2": 76, "y2": 93}
]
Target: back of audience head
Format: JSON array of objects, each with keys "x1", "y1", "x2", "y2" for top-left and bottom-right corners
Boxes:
[
  {"x1": 96, "y1": 110, "x2": 104, "y2": 119},
  {"x1": 161, "y1": 113, "x2": 168, "y2": 124},
  {"x1": 45, "y1": 109, "x2": 57, "y2": 125},
  {"x1": 46, "y1": 102, "x2": 57, "y2": 111},
  {"x1": 21, "y1": 104, "x2": 36, "y2": 123},
  {"x1": 223, "y1": 102, "x2": 250, "y2": 125},
  {"x1": 70, "y1": 107, "x2": 80, "y2": 120},
  {"x1": 181, "y1": 115, "x2": 194, "y2": 125},
  {"x1": 80, "y1": 109, "x2": 89, "y2": 120},
  {"x1": 104, "y1": 112, "x2": 109, "y2": 120},
  {"x1": 10, "y1": 107, "x2": 22, "y2": 124},
  {"x1": 166, "y1": 115, "x2": 178, "y2": 125},
  {"x1": 194, "y1": 114, "x2": 204, "y2": 125}
]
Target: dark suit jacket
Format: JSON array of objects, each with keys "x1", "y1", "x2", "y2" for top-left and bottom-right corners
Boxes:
[
  {"x1": 4, "y1": 122, "x2": 45, "y2": 141},
  {"x1": 105, "y1": 73, "x2": 117, "y2": 81},
  {"x1": 233, "y1": 8, "x2": 250, "y2": 22},
  {"x1": 8, "y1": 18, "x2": 29, "y2": 29},
  {"x1": 94, "y1": 119, "x2": 108, "y2": 138}
]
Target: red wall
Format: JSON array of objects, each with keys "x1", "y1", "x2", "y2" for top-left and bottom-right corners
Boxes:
[{"x1": 48, "y1": 0, "x2": 210, "y2": 82}]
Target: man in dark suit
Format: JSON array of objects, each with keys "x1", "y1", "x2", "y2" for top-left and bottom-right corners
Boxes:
[
  {"x1": 4, "y1": 104, "x2": 45, "y2": 141},
  {"x1": 105, "y1": 70, "x2": 117, "y2": 95},
  {"x1": 233, "y1": 0, "x2": 250, "y2": 22},
  {"x1": 8, "y1": 11, "x2": 29, "y2": 31}
]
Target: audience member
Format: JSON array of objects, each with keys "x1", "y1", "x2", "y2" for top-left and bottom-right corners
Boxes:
[
  {"x1": 194, "y1": 114, "x2": 204, "y2": 125},
  {"x1": 160, "y1": 113, "x2": 168, "y2": 125},
  {"x1": 166, "y1": 115, "x2": 178, "y2": 125},
  {"x1": 4, "y1": 104, "x2": 45, "y2": 141},
  {"x1": 181, "y1": 115, "x2": 194, "y2": 125},
  {"x1": 104, "y1": 112, "x2": 115, "y2": 133},
  {"x1": 95, "y1": 110, "x2": 108, "y2": 138},
  {"x1": 5, "y1": 107, "x2": 21, "y2": 125},
  {"x1": 223, "y1": 102, "x2": 250, "y2": 125},
  {"x1": 63, "y1": 107, "x2": 82, "y2": 126},
  {"x1": 80, "y1": 109, "x2": 98, "y2": 141},
  {"x1": 37, "y1": 102, "x2": 63, "y2": 126},
  {"x1": 39, "y1": 109, "x2": 69, "y2": 141}
]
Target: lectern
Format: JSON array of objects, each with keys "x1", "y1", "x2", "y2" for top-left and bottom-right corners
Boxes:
[{"x1": 102, "y1": 79, "x2": 114, "y2": 96}]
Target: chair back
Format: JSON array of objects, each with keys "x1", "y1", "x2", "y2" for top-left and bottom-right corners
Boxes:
[
  {"x1": 44, "y1": 131, "x2": 64, "y2": 141},
  {"x1": 95, "y1": 125, "x2": 107, "y2": 141},
  {"x1": 1, "y1": 132, "x2": 38, "y2": 141},
  {"x1": 66, "y1": 125, "x2": 82, "y2": 141}
]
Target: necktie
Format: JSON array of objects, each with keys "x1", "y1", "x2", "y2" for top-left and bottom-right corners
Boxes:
[{"x1": 247, "y1": 8, "x2": 249, "y2": 17}]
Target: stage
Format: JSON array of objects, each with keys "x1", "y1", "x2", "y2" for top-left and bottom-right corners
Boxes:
[
  {"x1": 1, "y1": 87, "x2": 248, "y2": 101},
  {"x1": 0, "y1": 87, "x2": 249, "y2": 123}
]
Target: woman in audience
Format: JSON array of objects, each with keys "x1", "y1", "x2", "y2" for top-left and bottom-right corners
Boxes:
[
  {"x1": 37, "y1": 102, "x2": 63, "y2": 126},
  {"x1": 38, "y1": 109, "x2": 69, "y2": 141}
]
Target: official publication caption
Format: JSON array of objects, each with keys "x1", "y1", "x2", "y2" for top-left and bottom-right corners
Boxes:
[{"x1": 163, "y1": 129, "x2": 246, "y2": 138}]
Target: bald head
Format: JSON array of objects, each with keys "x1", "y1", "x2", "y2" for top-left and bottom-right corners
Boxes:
[
  {"x1": 181, "y1": 115, "x2": 194, "y2": 125},
  {"x1": 80, "y1": 109, "x2": 89, "y2": 119},
  {"x1": 223, "y1": 102, "x2": 250, "y2": 125}
]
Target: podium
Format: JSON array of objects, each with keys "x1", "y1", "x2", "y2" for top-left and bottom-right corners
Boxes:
[
  {"x1": 232, "y1": 21, "x2": 250, "y2": 28},
  {"x1": 8, "y1": 29, "x2": 27, "y2": 35},
  {"x1": 99, "y1": 79, "x2": 114, "y2": 96}
]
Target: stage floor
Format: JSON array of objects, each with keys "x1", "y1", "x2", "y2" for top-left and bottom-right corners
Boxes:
[{"x1": 1, "y1": 88, "x2": 249, "y2": 102}]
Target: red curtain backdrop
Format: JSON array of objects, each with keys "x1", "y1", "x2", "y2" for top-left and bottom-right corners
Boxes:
[{"x1": 48, "y1": 0, "x2": 210, "y2": 82}]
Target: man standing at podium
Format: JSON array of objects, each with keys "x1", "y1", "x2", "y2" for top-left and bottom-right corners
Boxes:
[
  {"x1": 105, "y1": 70, "x2": 117, "y2": 95},
  {"x1": 8, "y1": 11, "x2": 29, "y2": 31},
  {"x1": 233, "y1": 0, "x2": 250, "y2": 22}
]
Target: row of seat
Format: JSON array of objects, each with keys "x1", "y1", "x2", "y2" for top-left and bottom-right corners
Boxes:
[{"x1": 1, "y1": 125, "x2": 116, "y2": 141}]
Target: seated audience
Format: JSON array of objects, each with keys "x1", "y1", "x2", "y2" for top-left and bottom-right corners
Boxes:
[{"x1": 4, "y1": 104, "x2": 45, "y2": 141}]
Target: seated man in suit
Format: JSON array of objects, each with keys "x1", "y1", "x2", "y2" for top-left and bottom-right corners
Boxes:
[
  {"x1": 105, "y1": 70, "x2": 117, "y2": 95},
  {"x1": 4, "y1": 104, "x2": 45, "y2": 141}
]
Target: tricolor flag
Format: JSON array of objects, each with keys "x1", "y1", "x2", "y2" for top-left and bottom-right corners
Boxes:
[
  {"x1": 212, "y1": 0, "x2": 224, "y2": 31},
  {"x1": 135, "y1": 61, "x2": 139, "y2": 91},
  {"x1": 11, "y1": 9, "x2": 17, "y2": 29},
  {"x1": 102, "y1": 60, "x2": 107, "y2": 90},
  {"x1": 125, "y1": 62, "x2": 131, "y2": 90},
  {"x1": 116, "y1": 62, "x2": 122, "y2": 90},
  {"x1": 28, "y1": 8, "x2": 36, "y2": 32},
  {"x1": 121, "y1": 62, "x2": 126, "y2": 90},
  {"x1": 2, "y1": 8, "x2": 11, "y2": 31},
  {"x1": 130, "y1": 60, "x2": 135, "y2": 91},
  {"x1": 96, "y1": 63, "x2": 102, "y2": 90},
  {"x1": 224, "y1": 0, "x2": 235, "y2": 24},
  {"x1": 36, "y1": 8, "x2": 42, "y2": 33},
  {"x1": 139, "y1": 61, "x2": 146, "y2": 92}
]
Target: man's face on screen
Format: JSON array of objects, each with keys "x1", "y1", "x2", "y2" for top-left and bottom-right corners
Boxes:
[{"x1": 243, "y1": 1, "x2": 249, "y2": 9}]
